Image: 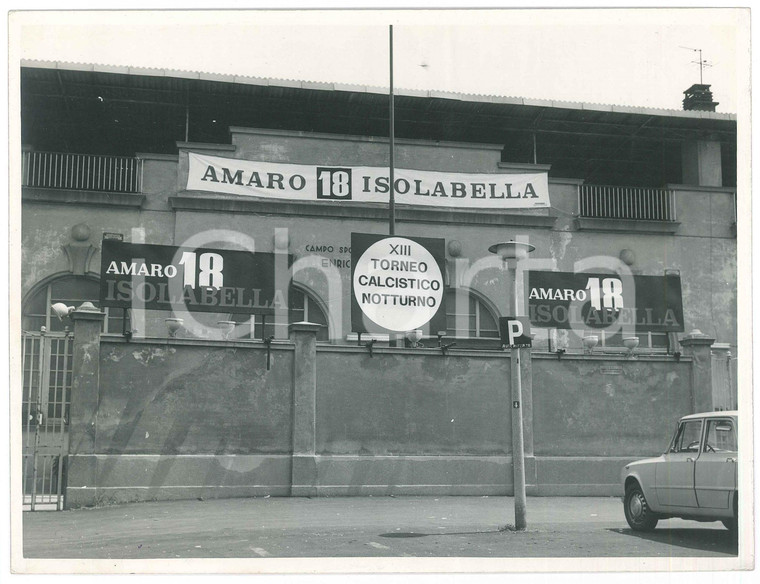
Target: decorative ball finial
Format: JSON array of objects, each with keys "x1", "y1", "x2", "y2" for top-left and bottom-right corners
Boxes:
[
  {"x1": 274, "y1": 230, "x2": 289, "y2": 251},
  {"x1": 71, "y1": 223, "x2": 91, "y2": 242},
  {"x1": 448, "y1": 240, "x2": 462, "y2": 258},
  {"x1": 619, "y1": 249, "x2": 636, "y2": 266}
]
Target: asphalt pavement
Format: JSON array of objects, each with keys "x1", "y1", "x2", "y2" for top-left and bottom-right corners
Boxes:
[{"x1": 20, "y1": 495, "x2": 740, "y2": 567}]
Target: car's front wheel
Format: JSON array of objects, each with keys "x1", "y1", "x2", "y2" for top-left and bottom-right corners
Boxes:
[{"x1": 624, "y1": 483, "x2": 659, "y2": 531}]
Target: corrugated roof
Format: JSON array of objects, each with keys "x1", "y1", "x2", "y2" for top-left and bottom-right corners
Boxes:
[{"x1": 20, "y1": 59, "x2": 737, "y2": 121}]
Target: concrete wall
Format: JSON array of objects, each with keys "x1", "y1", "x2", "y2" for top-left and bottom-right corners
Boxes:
[
  {"x1": 64, "y1": 318, "x2": 707, "y2": 506},
  {"x1": 66, "y1": 336, "x2": 295, "y2": 507},
  {"x1": 317, "y1": 349, "x2": 511, "y2": 455},
  {"x1": 530, "y1": 354, "x2": 692, "y2": 495},
  {"x1": 96, "y1": 341, "x2": 294, "y2": 455},
  {"x1": 533, "y1": 356, "x2": 691, "y2": 456},
  {"x1": 228, "y1": 127, "x2": 505, "y2": 173},
  {"x1": 312, "y1": 347, "x2": 513, "y2": 496}
]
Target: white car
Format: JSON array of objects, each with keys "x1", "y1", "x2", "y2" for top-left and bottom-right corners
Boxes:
[{"x1": 621, "y1": 411, "x2": 738, "y2": 532}]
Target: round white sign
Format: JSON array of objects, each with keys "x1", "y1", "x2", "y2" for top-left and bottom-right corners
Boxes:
[{"x1": 353, "y1": 237, "x2": 444, "y2": 332}]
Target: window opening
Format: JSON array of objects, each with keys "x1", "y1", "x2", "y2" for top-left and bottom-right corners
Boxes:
[
  {"x1": 229, "y1": 285, "x2": 328, "y2": 341},
  {"x1": 445, "y1": 288, "x2": 499, "y2": 339},
  {"x1": 22, "y1": 275, "x2": 122, "y2": 334}
]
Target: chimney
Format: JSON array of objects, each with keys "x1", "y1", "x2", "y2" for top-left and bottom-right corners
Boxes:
[{"x1": 683, "y1": 84, "x2": 719, "y2": 112}]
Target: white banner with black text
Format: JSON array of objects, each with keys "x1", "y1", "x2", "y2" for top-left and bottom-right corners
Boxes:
[{"x1": 186, "y1": 152, "x2": 550, "y2": 210}]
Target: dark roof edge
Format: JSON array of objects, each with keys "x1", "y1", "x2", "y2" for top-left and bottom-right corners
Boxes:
[{"x1": 20, "y1": 59, "x2": 737, "y2": 122}]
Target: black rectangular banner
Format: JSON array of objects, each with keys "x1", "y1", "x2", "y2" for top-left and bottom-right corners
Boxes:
[
  {"x1": 527, "y1": 271, "x2": 684, "y2": 332},
  {"x1": 99, "y1": 240, "x2": 284, "y2": 314},
  {"x1": 351, "y1": 233, "x2": 447, "y2": 334}
]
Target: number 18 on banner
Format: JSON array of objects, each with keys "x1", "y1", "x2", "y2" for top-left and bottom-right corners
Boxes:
[
  {"x1": 499, "y1": 317, "x2": 533, "y2": 349},
  {"x1": 316, "y1": 167, "x2": 352, "y2": 200}
]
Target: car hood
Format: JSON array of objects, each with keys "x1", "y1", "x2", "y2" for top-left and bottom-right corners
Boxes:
[
  {"x1": 621, "y1": 455, "x2": 665, "y2": 481},
  {"x1": 625, "y1": 455, "x2": 666, "y2": 469}
]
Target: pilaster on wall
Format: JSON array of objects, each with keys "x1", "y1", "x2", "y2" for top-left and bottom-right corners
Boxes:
[
  {"x1": 680, "y1": 329, "x2": 717, "y2": 413},
  {"x1": 66, "y1": 302, "x2": 105, "y2": 508},
  {"x1": 681, "y1": 139, "x2": 723, "y2": 187},
  {"x1": 710, "y1": 343, "x2": 735, "y2": 411},
  {"x1": 289, "y1": 321, "x2": 321, "y2": 496}
]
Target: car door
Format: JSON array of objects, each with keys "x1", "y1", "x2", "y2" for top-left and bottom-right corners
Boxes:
[
  {"x1": 694, "y1": 417, "x2": 737, "y2": 509},
  {"x1": 655, "y1": 419, "x2": 701, "y2": 508}
]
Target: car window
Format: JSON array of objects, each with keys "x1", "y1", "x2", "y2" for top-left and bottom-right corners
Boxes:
[
  {"x1": 672, "y1": 420, "x2": 703, "y2": 452},
  {"x1": 703, "y1": 419, "x2": 737, "y2": 452}
]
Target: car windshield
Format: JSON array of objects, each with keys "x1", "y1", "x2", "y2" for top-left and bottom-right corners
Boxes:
[{"x1": 669, "y1": 420, "x2": 703, "y2": 453}]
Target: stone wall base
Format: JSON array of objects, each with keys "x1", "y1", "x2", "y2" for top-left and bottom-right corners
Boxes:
[{"x1": 65, "y1": 454, "x2": 631, "y2": 507}]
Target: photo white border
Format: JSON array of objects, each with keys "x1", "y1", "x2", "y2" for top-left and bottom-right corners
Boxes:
[{"x1": 4, "y1": 4, "x2": 754, "y2": 578}]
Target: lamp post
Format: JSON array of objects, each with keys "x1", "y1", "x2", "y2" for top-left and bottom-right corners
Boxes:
[{"x1": 489, "y1": 240, "x2": 535, "y2": 531}]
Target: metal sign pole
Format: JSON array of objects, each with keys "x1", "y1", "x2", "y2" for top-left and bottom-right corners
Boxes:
[
  {"x1": 489, "y1": 241, "x2": 534, "y2": 531},
  {"x1": 389, "y1": 25, "x2": 396, "y2": 236},
  {"x1": 510, "y1": 262, "x2": 527, "y2": 530}
]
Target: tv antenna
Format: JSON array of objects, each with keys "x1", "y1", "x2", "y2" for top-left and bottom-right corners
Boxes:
[{"x1": 680, "y1": 46, "x2": 714, "y2": 84}]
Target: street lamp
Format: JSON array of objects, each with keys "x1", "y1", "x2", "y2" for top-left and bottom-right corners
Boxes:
[
  {"x1": 488, "y1": 241, "x2": 535, "y2": 263},
  {"x1": 489, "y1": 240, "x2": 534, "y2": 531},
  {"x1": 488, "y1": 240, "x2": 535, "y2": 312}
]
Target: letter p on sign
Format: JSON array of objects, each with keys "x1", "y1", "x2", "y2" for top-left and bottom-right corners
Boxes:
[
  {"x1": 499, "y1": 316, "x2": 532, "y2": 348},
  {"x1": 508, "y1": 320, "x2": 523, "y2": 345}
]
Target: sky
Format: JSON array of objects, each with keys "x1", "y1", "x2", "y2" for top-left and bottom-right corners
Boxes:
[{"x1": 9, "y1": 6, "x2": 749, "y2": 113}]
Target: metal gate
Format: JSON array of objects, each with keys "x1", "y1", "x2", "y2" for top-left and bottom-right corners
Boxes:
[{"x1": 22, "y1": 329, "x2": 73, "y2": 511}]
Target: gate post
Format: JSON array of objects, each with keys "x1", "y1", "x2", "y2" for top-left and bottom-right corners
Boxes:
[
  {"x1": 680, "y1": 329, "x2": 716, "y2": 413},
  {"x1": 289, "y1": 321, "x2": 321, "y2": 497},
  {"x1": 66, "y1": 301, "x2": 105, "y2": 508},
  {"x1": 710, "y1": 343, "x2": 734, "y2": 410}
]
